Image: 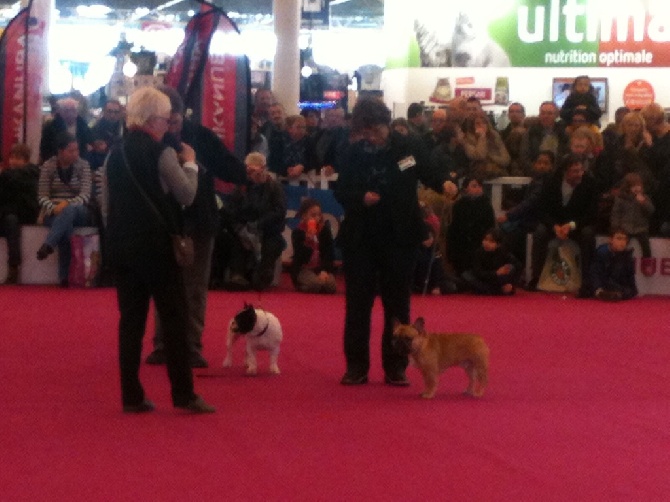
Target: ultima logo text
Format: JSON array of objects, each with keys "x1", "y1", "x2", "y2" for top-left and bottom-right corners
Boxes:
[{"x1": 518, "y1": 0, "x2": 669, "y2": 44}]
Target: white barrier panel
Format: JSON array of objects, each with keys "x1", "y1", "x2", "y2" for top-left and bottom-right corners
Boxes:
[{"x1": 596, "y1": 236, "x2": 670, "y2": 297}]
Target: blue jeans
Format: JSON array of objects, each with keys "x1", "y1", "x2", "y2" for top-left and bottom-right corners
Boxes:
[{"x1": 43, "y1": 204, "x2": 91, "y2": 281}]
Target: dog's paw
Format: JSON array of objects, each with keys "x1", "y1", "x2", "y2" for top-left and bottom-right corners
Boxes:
[
  {"x1": 420, "y1": 392, "x2": 435, "y2": 399},
  {"x1": 245, "y1": 366, "x2": 258, "y2": 376},
  {"x1": 222, "y1": 357, "x2": 232, "y2": 368},
  {"x1": 269, "y1": 365, "x2": 280, "y2": 375}
]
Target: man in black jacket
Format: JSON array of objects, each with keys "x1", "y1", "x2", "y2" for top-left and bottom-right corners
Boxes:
[
  {"x1": 146, "y1": 87, "x2": 246, "y2": 368},
  {"x1": 335, "y1": 97, "x2": 457, "y2": 386},
  {"x1": 529, "y1": 154, "x2": 598, "y2": 296},
  {"x1": 0, "y1": 144, "x2": 39, "y2": 283}
]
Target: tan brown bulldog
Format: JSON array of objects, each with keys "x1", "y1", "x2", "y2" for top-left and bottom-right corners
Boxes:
[{"x1": 392, "y1": 317, "x2": 489, "y2": 399}]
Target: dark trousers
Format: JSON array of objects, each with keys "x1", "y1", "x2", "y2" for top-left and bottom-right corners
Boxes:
[
  {"x1": 153, "y1": 232, "x2": 215, "y2": 355},
  {"x1": 228, "y1": 233, "x2": 284, "y2": 288},
  {"x1": 0, "y1": 213, "x2": 21, "y2": 267},
  {"x1": 342, "y1": 243, "x2": 415, "y2": 377},
  {"x1": 531, "y1": 223, "x2": 595, "y2": 288},
  {"x1": 113, "y1": 240, "x2": 195, "y2": 407}
]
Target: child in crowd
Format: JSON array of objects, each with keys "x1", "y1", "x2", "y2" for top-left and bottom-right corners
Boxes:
[
  {"x1": 610, "y1": 172, "x2": 654, "y2": 257},
  {"x1": 281, "y1": 115, "x2": 312, "y2": 179},
  {"x1": 461, "y1": 227, "x2": 521, "y2": 295},
  {"x1": 588, "y1": 228, "x2": 637, "y2": 301},
  {"x1": 414, "y1": 201, "x2": 458, "y2": 295},
  {"x1": 559, "y1": 75, "x2": 602, "y2": 125},
  {"x1": 447, "y1": 176, "x2": 495, "y2": 274},
  {"x1": 290, "y1": 197, "x2": 337, "y2": 294},
  {"x1": 498, "y1": 150, "x2": 555, "y2": 262}
]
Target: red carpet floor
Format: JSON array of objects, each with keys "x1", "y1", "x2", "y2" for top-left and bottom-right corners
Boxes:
[{"x1": 1, "y1": 280, "x2": 669, "y2": 501}]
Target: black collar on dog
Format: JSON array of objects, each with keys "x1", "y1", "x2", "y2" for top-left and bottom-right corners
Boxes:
[
  {"x1": 255, "y1": 322, "x2": 269, "y2": 337},
  {"x1": 254, "y1": 311, "x2": 270, "y2": 337}
]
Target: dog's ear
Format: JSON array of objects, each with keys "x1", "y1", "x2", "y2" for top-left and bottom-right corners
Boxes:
[
  {"x1": 392, "y1": 317, "x2": 401, "y2": 330},
  {"x1": 413, "y1": 317, "x2": 426, "y2": 334}
]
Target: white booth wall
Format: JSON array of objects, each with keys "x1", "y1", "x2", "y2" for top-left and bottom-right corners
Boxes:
[{"x1": 383, "y1": 67, "x2": 670, "y2": 125}]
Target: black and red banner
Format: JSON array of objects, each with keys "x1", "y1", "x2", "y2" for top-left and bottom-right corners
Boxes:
[
  {"x1": 165, "y1": 2, "x2": 250, "y2": 166},
  {"x1": 0, "y1": 0, "x2": 47, "y2": 164}
]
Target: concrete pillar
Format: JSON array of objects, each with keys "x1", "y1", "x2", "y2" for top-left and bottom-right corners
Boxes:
[{"x1": 272, "y1": 0, "x2": 301, "y2": 115}]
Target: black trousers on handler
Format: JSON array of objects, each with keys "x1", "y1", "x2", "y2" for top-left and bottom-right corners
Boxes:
[
  {"x1": 113, "y1": 238, "x2": 196, "y2": 408},
  {"x1": 342, "y1": 242, "x2": 416, "y2": 378}
]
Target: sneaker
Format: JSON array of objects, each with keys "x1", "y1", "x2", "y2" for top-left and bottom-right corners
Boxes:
[
  {"x1": 340, "y1": 372, "x2": 368, "y2": 385},
  {"x1": 189, "y1": 353, "x2": 209, "y2": 368},
  {"x1": 226, "y1": 274, "x2": 251, "y2": 291},
  {"x1": 595, "y1": 289, "x2": 623, "y2": 302},
  {"x1": 384, "y1": 372, "x2": 410, "y2": 386},
  {"x1": 176, "y1": 395, "x2": 216, "y2": 414},
  {"x1": 145, "y1": 350, "x2": 166, "y2": 365},
  {"x1": 36, "y1": 244, "x2": 54, "y2": 261},
  {"x1": 123, "y1": 399, "x2": 155, "y2": 413}
]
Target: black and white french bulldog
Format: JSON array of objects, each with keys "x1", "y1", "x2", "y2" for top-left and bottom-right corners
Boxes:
[{"x1": 223, "y1": 303, "x2": 283, "y2": 375}]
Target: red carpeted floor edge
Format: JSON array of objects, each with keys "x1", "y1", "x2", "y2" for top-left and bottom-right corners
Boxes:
[{"x1": 1, "y1": 280, "x2": 669, "y2": 501}]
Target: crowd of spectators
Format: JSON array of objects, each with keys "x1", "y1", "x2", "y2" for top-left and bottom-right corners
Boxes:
[{"x1": 2, "y1": 76, "x2": 669, "y2": 303}]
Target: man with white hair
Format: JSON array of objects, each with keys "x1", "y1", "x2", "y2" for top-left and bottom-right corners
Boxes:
[{"x1": 39, "y1": 97, "x2": 93, "y2": 162}]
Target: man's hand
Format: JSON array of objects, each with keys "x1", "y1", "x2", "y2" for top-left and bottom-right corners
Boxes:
[
  {"x1": 442, "y1": 180, "x2": 457, "y2": 197},
  {"x1": 179, "y1": 143, "x2": 196, "y2": 164}
]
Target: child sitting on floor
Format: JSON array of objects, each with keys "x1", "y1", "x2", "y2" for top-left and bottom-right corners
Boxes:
[
  {"x1": 461, "y1": 227, "x2": 521, "y2": 295},
  {"x1": 588, "y1": 228, "x2": 638, "y2": 301},
  {"x1": 290, "y1": 197, "x2": 337, "y2": 294}
]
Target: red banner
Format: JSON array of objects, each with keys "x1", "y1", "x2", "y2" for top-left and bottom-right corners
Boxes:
[
  {"x1": 0, "y1": 0, "x2": 47, "y2": 164},
  {"x1": 165, "y1": 3, "x2": 250, "y2": 166}
]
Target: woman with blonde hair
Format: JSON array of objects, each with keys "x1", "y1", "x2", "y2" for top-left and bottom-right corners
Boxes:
[{"x1": 103, "y1": 87, "x2": 215, "y2": 414}]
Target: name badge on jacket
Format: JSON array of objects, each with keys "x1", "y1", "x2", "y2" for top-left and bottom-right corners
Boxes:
[{"x1": 398, "y1": 156, "x2": 416, "y2": 172}]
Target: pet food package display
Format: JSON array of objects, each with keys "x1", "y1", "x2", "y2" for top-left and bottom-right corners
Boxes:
[
  {"x1": 69, "y1": 230, "x2": 101, "y2": 288},
  {"x1": 538, "y1": 238, "x2": 582, "y2": 293}
]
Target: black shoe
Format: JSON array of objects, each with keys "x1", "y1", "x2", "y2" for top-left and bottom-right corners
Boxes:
[
  {"x1": 189, "y1": 353, "x2": 209, "y2": 368},
  {"x1": 36, "y1": 244, "x2": 54, "y2": 261},
  {"x1": 145, "y1": 350, "x2": 166, "y2": 365},
  {"x1": 176, "y1": 395, "x2": 216, "y2": 414},
  {"x1": 59, "y1": 278, "x2": 69, "y2": 288},
  {"x1": 340, "y1": 372, "x2": 368, "y2": 385},
  {"x1": 525, "y1": 278, "x2": 539, "y2": 292},
  {"x1": 384, "y1": 372, "x2": 410, "y2": 386},
  {"x1": 123, "y1": 399, "x2": 155, "y2": 413},
  {"x1": 3, "y1": 266, "x2": 18, "y2": 285}
]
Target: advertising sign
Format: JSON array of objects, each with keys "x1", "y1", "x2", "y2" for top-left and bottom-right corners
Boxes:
[{"x1": 388, "y1": 0, "x2": 670, "y2": 68}]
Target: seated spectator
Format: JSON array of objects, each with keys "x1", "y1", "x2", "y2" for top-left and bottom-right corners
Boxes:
[
  {"x1": 36, "y1": 132, "x2": 93, "y2": 287},
  {"x1": 500, "y1": 102, "x2": 527, "y2": 176},
  {"x1": 280, "y1": 114, "x2": 314, "y2": 179},
  {"x1": 529, "y1": 154, "x2": 597, "y2": 296},
  {"x1": 519, "y1": 101, "x2": 569, "y2": 175},
  {"x1": 407, "y1": 102, "x2": 427, "y2": 137},
  {"x1": 610, "y1": 173, "x2": 654, "y2": 258},
  {"x1": 565, "y1": 109, "x2": 603, "y2": 155},
  {"x1": 462, "y1": 112, "x2": 510, "y2": 179},
  {"x1": 558, "y1": 75, "x2": 602, "y2": 126},
  {"x1": 91, "y1": 99, "x2": 124, "y2": 147},
  {"x1": 498, "y1": 150, "x2": 555, "y2": 262},
  {"x1": 414, "y1": 201, "x2": 458, "y2": 295},
  {"x1": 601, "y1": 106, "x2": 630, "y2": 153},
  {"x1": 300, "y1": 107, "x2": 322, "y2": 138},
  {"x1": 290, "y1": 197, "x2": 337, "y2": 294},
  {"x1": 640, "y1": 103, "x2": 670, "y2": 235},
  {"x1": 250, "y1": 117, "x2": 269, "y2": 158},
  {"x1": 461, "y1": 227, "x2": 521, "y2": 295},
  {"x1": 447, "y1": 176, "x2": 495, "y2": 275},
  {"x1": 226, "y1": 152, "x2": 287, "y2": 291},
  {"x1": 0, "y1": 144, "x2": 40, "y2": 284},
  {"x1": 39, "y1": 97, "x2": 93, "y2": 162},
  {"x1": 587, "y1": 228, "x2": 637, "y2": 301},
  {"x1": 391, "y1": 118, "x2": 410, "y2": 136},
  {"x1": 313, "y1": 106, "x2": 349, "y2": 176}
]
